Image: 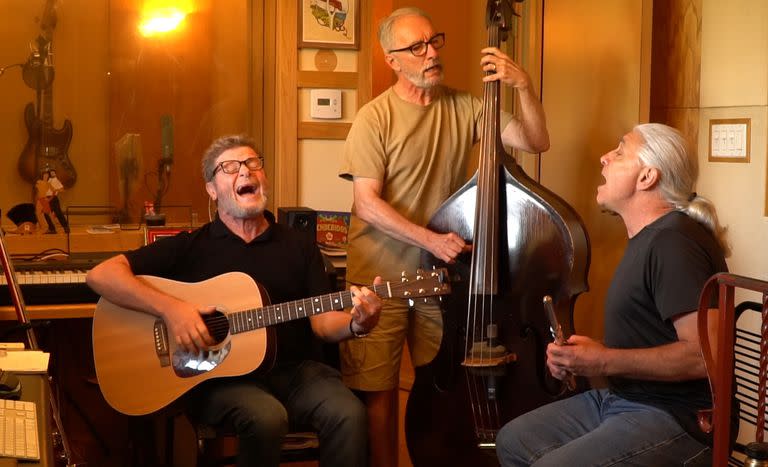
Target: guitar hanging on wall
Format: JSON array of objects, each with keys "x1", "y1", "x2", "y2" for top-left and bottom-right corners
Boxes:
[{"x1": 17, "y1": 0, "x2": 77, "y2": 189}]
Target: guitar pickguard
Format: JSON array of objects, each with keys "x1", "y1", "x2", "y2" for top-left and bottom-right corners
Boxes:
[{"x1": 171, "y1": 340, "x2": 232, "y2": 378}]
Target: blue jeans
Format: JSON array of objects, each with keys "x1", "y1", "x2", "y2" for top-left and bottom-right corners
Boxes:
[
  {"x1": 496, "y1": 388, "x2": 711, "y2": 466},
  {"x1": 187, "y1": 360, "x2": 367, "y2": 467}
]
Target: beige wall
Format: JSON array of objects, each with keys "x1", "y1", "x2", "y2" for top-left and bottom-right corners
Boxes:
[
  {"x1": 297, "y1": 49, "x2": 357, "y2": 211},
  {"x1": 698, "y1": 0, "x2": 768, "y2": 285}
]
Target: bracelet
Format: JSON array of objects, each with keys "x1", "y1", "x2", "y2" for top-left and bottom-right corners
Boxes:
[{"x1": 349, "y1": 318, "x2": 369, "y2": 338}]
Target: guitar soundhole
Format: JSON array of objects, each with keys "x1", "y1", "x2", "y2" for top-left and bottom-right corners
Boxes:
[{"x1": 202, "y1": 310, "x2": 230, "y2": 343}]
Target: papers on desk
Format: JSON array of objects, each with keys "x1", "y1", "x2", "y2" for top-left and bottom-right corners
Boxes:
[
  {"x1": 87, "y1": 224, "x2": 120, "y2": 234},
  {"x1": 0, "y1": 343, "x2": 25, "y2": 351},
  {"x1": 0, "y1": 350, "x2": 49, "y2": 373}
]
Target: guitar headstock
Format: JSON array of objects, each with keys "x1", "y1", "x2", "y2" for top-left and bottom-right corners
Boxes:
[
  {"x1": 38, "y1": 0, "x2": 59, "y2": 41},
  {"x1": 391, "y1": 268, "x2": 451, "y2": 299},
  {"x1": 23, "y1": 0, "x2": 58, "y2": 91}
]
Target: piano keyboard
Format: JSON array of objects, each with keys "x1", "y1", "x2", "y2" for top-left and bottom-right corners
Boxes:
[
  {"x1": 0, "y1": 253, "x2": 115, "y2": 306},
  {"x1": 0, "y1": 269, "x2": 88, "y2": 286}
]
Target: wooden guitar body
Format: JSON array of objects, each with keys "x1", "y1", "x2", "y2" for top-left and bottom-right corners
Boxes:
[
  {"x1": 92, "y1": 273, "x2": 271, "y2": 416},
  {"x1": 18, "y1": 101, "x2": 77, "y2": 188},
  {"x1": 93, "y1": 269, "x2": 450, "y2": 416}
]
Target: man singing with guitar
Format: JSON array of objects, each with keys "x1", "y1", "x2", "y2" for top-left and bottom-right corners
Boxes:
[{"x1": 86, "y1": 134, "x2": 383, "y2": 467}]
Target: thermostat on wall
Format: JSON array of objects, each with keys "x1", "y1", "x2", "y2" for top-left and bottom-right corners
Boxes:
[{"x1": 310, "y1": 89, "x2": 342, "y2": 119}]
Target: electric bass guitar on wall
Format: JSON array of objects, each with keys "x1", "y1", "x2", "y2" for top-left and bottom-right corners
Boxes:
[
  {"x1": 92, "y1": 269, "x2": 451, "y2": 416},
  {"x1": 17, "y1": 0, "x2": 77, "y2": 188}
]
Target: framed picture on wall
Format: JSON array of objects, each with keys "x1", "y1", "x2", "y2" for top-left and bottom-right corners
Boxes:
[{"x1": 298, "y1": 0, "x2": 359, "y2": 49}]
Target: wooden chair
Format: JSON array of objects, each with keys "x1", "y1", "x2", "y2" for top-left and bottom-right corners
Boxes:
[
  {"x1": 697, "y1": 272, "x2": 768, "y2": 466},
  {"x1": 186, "y1": 342, "x2": 341, "y2": 466},
  {"x1": 195, "y1": 421, "x2": 320, "y2": 466}
]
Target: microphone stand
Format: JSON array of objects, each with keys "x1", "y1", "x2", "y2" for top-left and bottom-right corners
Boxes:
[{"x1": 0, "y1": 228, "x2": 76, "y2": 466}]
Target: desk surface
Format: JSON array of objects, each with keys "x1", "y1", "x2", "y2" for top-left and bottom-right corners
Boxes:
[
  {"x1": 0, "y1": 304, "x2": 94, "y2": 322},
  {"x1": 4, "y1": 226, "x2": 145, "y2": 257}
]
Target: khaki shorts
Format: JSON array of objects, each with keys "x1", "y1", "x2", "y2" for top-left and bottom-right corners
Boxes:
[{"x1": 340, "y1": 295, "x2": 443, "y2": 391}]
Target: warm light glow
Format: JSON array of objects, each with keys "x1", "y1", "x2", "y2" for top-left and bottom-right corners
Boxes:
[{"x1": 139, "y1": 0, "x2": 194, "y2": 37}]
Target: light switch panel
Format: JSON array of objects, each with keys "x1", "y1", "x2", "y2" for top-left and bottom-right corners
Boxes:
[{"x1": 708, "y1": 118, "x2": 751, "y2": 162}]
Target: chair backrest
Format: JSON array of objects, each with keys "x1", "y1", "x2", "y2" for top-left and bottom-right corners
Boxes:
[{"x1": 697, "y1": 273, "x2": 768, "y2": 466}]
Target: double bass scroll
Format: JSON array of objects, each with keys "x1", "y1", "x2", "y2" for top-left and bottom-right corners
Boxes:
[{"x1": 404, "y1": 1, "x2": 591, "y2": 465}]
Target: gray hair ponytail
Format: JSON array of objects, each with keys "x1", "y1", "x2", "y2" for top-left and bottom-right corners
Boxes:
[{"x1": 634, "y1": 123, "x2": 730, "y2": 257}]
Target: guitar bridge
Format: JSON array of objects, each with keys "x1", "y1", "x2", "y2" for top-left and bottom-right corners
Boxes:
[{"x1": 153, "y1": 319, "x2": 170, "y2": 367}]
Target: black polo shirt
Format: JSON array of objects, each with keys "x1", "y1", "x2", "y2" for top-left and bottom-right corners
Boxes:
[{"x1": 124, "y1": 216, "x2": 332, "y2": 366}]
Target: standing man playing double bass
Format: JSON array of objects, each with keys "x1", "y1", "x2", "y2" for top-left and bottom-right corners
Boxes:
[{"x1": 339, "y1": 7, "x2": 550, "y2": 466}]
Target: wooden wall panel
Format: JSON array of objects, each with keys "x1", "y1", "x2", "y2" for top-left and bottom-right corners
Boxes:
[
  {"x1": 649, "y1": 0, "x2": 702, "y2": 148},
  {"x1": 274, "y1": 0, "x2": 299, "y2": 208}
]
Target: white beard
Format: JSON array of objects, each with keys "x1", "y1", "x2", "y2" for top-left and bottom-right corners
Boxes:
[{"x1": 216, "y1": 191, "x2": 268, "y2": 219}]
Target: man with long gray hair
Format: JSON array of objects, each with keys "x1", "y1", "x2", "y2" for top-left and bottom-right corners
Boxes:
[{"x1": 495, "y1": 123, "x2": 729, "y2": 466}]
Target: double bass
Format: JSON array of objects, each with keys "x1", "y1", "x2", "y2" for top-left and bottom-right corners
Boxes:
[{"x1": 404, "y1": 1, "x2": 591, "y2": 465}]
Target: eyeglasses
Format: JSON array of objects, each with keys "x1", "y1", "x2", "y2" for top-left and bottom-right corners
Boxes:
[
  {"x1": 212, "y1": 156, "x2": 264, "y2": 178},
  {"x1": 388, "y1": 33, "x2": 445, "y2": 56}
]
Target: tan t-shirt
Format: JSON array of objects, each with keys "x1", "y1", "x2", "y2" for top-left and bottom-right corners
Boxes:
[{"x1": 340, "y1": 86, "x2": 513, "y2": 283}]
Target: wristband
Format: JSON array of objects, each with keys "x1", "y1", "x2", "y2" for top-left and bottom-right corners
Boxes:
[{"x1": 349, "y1": 318, "x2": 369, "y2": 338}]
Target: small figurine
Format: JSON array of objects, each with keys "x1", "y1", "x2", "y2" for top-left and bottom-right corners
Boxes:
[
  {"x1": 46, "y1": 169, "x2": 70, "y2": 233},
  {"x1": 35, "y1": 168, "x2": 70, "y2": 234},
  {"x1": 144, "y1": 201, "x2": 156, "y2": 217}
]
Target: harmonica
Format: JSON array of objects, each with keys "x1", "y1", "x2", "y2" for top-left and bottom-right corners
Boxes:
[{"x1": 543, "y1": 295, "x2": 576, "y2": 391}]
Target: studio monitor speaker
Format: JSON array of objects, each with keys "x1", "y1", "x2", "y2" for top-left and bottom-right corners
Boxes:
[{"x1": 278, "y1": 207, "x2": 317, "y2": 241}]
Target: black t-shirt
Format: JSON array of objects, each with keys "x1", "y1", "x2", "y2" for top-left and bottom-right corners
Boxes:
[
  {"x1": 604, "y1": 211, "x2": 727, "y2": 444},
  {"x1": 124, "y1": 217, "x2": 332, "y2": 366}
]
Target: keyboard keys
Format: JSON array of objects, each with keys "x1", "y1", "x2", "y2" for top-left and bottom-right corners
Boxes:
[{"x1": 0, "y1": 399, "x2": 39, "y2": 460}]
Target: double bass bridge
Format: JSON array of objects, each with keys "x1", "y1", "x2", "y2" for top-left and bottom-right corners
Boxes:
[{"x1": 461, "y1": 344, "x2": 517, "y2": 368}]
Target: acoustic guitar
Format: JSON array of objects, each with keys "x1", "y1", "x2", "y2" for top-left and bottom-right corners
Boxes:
[
  {"x1": 17, "y1": 0, "x2": 77, "y2": 188},
  {"x1": 93, "y1": 269, "x2": 450, "y2": 416}
]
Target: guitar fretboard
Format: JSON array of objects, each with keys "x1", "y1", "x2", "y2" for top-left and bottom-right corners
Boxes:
[{"x1": 227, "y1": 283, "x2": 393, "y2": 334}]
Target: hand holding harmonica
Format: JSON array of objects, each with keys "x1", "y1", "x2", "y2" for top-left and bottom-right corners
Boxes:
[{"x1": 543, "y1": 295, "x2": 577, "y2": 391}]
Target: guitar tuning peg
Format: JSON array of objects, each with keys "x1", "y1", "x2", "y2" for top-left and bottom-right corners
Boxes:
[
  {"x1": 408, "y1": 298, "x2": 414, "y2": 307},
  {"x1": 400, "y1": 271, "x2": 408, "y2": 282}
]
